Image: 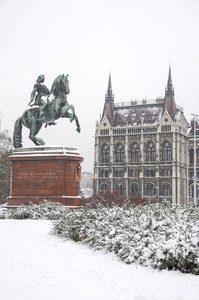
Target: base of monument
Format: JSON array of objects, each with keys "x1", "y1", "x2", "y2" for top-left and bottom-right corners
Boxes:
[
  {"x1": 8, "y1": 145, "x2": 84, "y2": 207},
  {"x1": 7, "y1": 195, "x2": 82, "y2": 207}
]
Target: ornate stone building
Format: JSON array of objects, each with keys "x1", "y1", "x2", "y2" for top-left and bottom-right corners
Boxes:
[{"x1": 93, "y1": 68, "x2": 199, "y2": 205}]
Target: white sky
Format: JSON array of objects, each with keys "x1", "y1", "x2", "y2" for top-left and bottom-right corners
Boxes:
[{"x1": 0, "y1": 0, "x2": 199, "y2": 172}]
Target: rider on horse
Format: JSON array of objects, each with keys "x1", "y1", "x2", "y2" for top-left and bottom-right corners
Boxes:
[
  {"x1": 13, "y1": 74, "x2": 80, "y2": 148},
  {"x1": 28, "y1": 75, "x2": 55, "y2": 125}
]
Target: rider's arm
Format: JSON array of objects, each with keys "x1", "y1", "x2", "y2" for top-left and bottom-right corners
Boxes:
[{"x1": 28, "y1": 85, "x2": 37, "y2": 105}]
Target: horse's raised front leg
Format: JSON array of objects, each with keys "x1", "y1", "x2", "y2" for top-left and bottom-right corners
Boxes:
[
  {"x1": 61, "y1": 105, "x2": 75, "y2": 122},
  {"x1": 62, "y1": 111, "x2": 81, "y2": 133}
]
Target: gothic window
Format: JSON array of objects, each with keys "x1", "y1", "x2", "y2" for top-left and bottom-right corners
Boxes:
[
  {"x1": 146, "y1": 142, "x2": 156, "y2": 162},
  {"x1": 189, "y1": 149, "x2": 194, "y2": 164},
  {"x1": 146, "y1": 183, "x2": 155, "y2": 196},
  {"x1": 161, "y1": 169, "x2": 172, "y2": 176},
  {"x1": 131, "y1": 143, "x2": 139, "y2": 162},
  {"x1": 167, "y1": 169, "x2": 172, "y2": 176},
  {"x1": 116, "y1": 184, "x2": 123, "y2": 196},
  {"x1": 161, "y1": 125, "x2": 171, "y2": 132},
  {"x1": 116, "y1": 144, "x2": 124, "y2": 163},
  {"x1": 162, "y1": 142, "x2": 172, "y2": 161},
  {"x1": 105, "y1": 170, "x2": 109, "y2": 178},
  {"x1": 130, "y1": 169, "x2": 139, "y2": 177},
  {"x1": 146, "y1": 169, "x2": 155, "y2": 177},
  {"x1": 101, "y1": 170, "x2": 109, "y2": 178},
  {"x1": 100, "y1": 183, "x2": 108, "y2": 194},
  {"x1": 162, "y1": 184, "x2": 171, "y2": 196},
  {"x1": 100, "y1": 129, "x2": 109, "y2": 135},
  {"x1": 131, "y1": 183, "x2": 139, "y2": 195},
  {"x1": 101, "y1": 144, "x2": 110, "y2": 163},
  {"x1": 135, "y1": 169, "x2": 139, "y2": 177},
  {"x1": 146, "y1": 148, "x2": 150, "y2": 162},
  {"x1": 115, "y1": 170, "x2": 124, "y2": 177},
  {"x1": 189, "y1": 148, "x2": 199, "y2": 165},
  {"x1": 191, "y1": 185, "x2": 199, "y2": 198}
]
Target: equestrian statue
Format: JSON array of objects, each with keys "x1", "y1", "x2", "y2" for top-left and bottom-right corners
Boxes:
[{"x1": 13, "y1": 74, "x2": 80, "y2": 148}]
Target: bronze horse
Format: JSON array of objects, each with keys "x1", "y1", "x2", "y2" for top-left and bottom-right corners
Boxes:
[{"x1": 13, "y1": 74, "x2": 80, "y2": 148}]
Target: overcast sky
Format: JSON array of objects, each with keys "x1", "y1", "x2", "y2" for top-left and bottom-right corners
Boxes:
[{"x1": 0, "y1": 0, "x2": 199, "y2": 172}]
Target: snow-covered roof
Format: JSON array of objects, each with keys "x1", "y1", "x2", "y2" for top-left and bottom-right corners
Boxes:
[{"x1": 113, "y1": 103, "x2": 164, "y2": 126}]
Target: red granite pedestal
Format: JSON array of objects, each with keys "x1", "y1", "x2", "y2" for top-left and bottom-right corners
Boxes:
[{"x1": 7, "y1": 146, "x2": 84, "y2": 207}]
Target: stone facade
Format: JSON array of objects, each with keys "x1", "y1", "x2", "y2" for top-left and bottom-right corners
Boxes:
[{"x1": 93, "y1": 69, "x2": 199, "y2": 205}]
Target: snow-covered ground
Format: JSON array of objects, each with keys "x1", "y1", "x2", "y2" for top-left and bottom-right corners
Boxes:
[{"x1": 0, "y1": 220, "x2": 198, "y2": 300}]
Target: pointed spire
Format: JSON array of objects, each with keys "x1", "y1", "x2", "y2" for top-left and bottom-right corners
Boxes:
[
  {"x1": 165, "y1": 64, "x2": 174, "y2": 96},
  {"x1": 163, "y1": 64, "x2": 176, "y2": 120},
  {"x1": 102, "y1": 72, "x2": 114, "y2": 124},
  {"x1": 105, "y1": 71, "x2": 114, "y2": 102},
  {"x1": 107, "y1": 71, "x2": 112, "y2": 96}
]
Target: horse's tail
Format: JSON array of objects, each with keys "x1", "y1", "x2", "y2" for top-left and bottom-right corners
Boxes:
[{"x1": 13, "y1": 117, "x2": 23, "y2": 148}]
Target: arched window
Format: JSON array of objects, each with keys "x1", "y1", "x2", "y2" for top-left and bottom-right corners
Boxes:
[
  {"x1": 100, "y1": 183, "x2": 108, "y2": 195},
  {"x1": 162, "y1": 183, "x2": 171, "y2": 196},
  {"x1": 131, "y1": 183, "x2": 139, "y2": 195},
  {"x1": 131, "y1": 143, "x2": 139, "y2": 162},
  {"x1": 116, "y1": 144, "x2": 124, "y2": 163},
  {"x1": 146, "y1": 183, "x2": 155, "y2": 196},
  {"x1": 162, "y1": 142, "x2": 172, "y2": 161},
  {"x1": 101, "y1": 144, "x2": 109, "y2": 163},
  {"x1": 116, "y1": 184, "x2": 123, "y2": 195},
  {"x1": 146, "y1": 142, "x2": 156, "y2": 162}
]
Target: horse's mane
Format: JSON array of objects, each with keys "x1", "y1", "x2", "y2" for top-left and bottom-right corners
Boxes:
[{"x1": 50, "y1": 74, "x2": 69, "y2": 97}]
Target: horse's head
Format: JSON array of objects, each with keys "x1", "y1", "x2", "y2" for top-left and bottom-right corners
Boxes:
[
  {"x1": 60, "y1": 74, "x2": 70, "y2": 95},
  {"x1": 50, "y1": 74, "x2": 70, "y2": 98}
]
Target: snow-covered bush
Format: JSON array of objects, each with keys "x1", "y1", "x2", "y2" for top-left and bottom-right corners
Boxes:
[
  {"x1": 52, "y1": 202, "x2": 199, "y2": 275},
  {"x1": 83, "y1": 192, "x2": 148, "y2": 207},
  {"x1": 0, "y1": 200, "x2": 70, "y2": 220}
]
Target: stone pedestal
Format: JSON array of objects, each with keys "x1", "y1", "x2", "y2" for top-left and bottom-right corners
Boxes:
[{"x1": 7, "y1": 146, "x2": 84, "y2": 207}]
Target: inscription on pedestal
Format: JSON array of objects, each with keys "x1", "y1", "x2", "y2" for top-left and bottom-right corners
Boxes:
[{"x1": 17, "y1": 172, "x2": 58, "y2": 183}]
